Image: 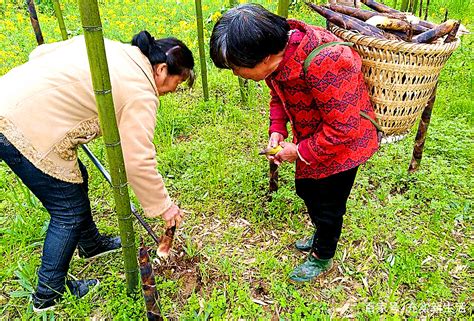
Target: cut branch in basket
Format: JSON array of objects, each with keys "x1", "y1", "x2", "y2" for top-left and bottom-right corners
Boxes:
[
  {"x1": 413, "y1": 19, "x2": 458, "y2": 43},
  {"x1": 306, "y1": 3, "x2": 400, "y2": 40}
]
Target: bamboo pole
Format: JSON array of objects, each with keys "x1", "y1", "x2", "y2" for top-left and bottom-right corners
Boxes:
[
  {"x1": 278, "y1": 0, "x2": 289, "y2": 17},
  {"x1": 52, "y1": 0, "x2": 68, "y2": 40},
  {"x1": 26, "y1": 0, "x2": 44, "y2": 45},
  {"x1": 228, "y1": 0, "x2": 248, "y2": 105},
  {"x1": 194, "y1": 0, "x2": 209, "y2": 101},
  {"x1": 408, "y1": 86, "x2": 437, "y2": 173},
  {"x1": 400, "y1": 0, "x2": 409, "y2": 11},
  {"x1": 78, "y1": 0, "x2": 138, "y2": 293}
]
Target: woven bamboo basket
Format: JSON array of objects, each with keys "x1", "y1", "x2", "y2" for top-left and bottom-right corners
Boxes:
[{"x1": 329, "y1": 25, "x2": 460, "y2": 138}]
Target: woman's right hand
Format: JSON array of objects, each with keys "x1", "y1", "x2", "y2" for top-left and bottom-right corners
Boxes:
[
  {"x1": 267, "y1": 132, "x2": 285, "y2": 163},
  {"x1": 162, "y1": 203, "x2": 184, "y2": 228}
]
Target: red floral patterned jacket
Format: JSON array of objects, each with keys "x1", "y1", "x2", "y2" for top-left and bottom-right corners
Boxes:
[{"x1": 266, "y1": 20, "x2": 379, "y2": 180}]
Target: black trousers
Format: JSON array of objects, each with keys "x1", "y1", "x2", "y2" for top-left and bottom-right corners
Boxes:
[{"x1": 295, "y1": 166, "x2": 359, "y2": 259}]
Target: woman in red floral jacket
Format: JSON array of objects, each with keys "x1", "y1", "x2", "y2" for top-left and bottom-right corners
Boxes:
[{"x1": 210, "y1": 4, "x2": 379, "y2": 282}]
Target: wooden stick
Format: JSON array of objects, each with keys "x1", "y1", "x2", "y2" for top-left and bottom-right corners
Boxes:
[
  {"x1": 408, "y1": 85, "x2": 437, "y2": 173},
  {"x1": 26, "y1": 0, "x2": 44, "y2": 45},
  {"x1": 78, "y1": 0, "x2": 139, "y2": 293},
  {"x1": 194, "y1": 0, "x2": 209, "y2": 101}
]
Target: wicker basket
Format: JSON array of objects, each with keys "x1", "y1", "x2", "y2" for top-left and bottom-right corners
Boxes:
[{"x1": 329, "y1": 25, "x2": 460, "y2": 137}]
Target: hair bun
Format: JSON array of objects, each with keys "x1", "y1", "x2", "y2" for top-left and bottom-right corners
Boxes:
[{"x1": 132, "y1": 30, "x2": 154, "y2": 58}]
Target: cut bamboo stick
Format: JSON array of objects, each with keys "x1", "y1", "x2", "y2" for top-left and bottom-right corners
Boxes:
[{"x1": 78, "y1": 0, "x2": 138, "y2": 293}]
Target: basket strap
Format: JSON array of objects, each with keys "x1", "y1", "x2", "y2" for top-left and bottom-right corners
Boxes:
[
  {"x1": 303, "y1": 41, "x2": 384, "y2": 134},
  {"x1": 303, "y1": 41, "x2": 353, "y2": 75}
]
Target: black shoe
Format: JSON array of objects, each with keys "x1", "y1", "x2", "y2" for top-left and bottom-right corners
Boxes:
[
  {"x1": 66, "y1": 279, "x2": 100, "y2": 298},
  {"x1": 32, "y1": 279, "x2": 99, "y2": 313},
  {"x1": 32, "y1": 292, "x2": 61, "y2": 312},
  {"x1": 78, "y1": 235, "x2": 121, "y2": 260}
]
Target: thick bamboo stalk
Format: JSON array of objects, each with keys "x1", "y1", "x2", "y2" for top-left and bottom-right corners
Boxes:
[
  {"x1": 26, "y1": 0, "x2": 44, "y2": 45},
  {"x1": 194, "y1": 0, "x2": 209, "y2": 101},
  {"x1": 278, "y1": 0, "x2": 290, "y2": 18},
  {"x1": 52, "y1": 0, "x2": 68, "y2": 40},
  {"x1": 408, "y1": 86, "x2": 437, "y2": 173},
  {"x1": 78, "y1": 0, "x2": 138, "y2": 293}
]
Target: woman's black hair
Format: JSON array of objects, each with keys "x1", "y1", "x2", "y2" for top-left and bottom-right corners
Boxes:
[
  {"x1": 132, "y1": 30, "x2": 195, "y2": 87},
  {"x1": 210, "y1": 4, "x2": 290, "y2": 69}
]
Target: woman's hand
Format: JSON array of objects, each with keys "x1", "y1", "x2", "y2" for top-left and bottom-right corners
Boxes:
[
  {"x1": 267, "y1": 132, "x2": 285, "y2": 162},
  {"x1": 162, "y1": 203, "x2": 184, "y2": 228},
  {"x1": 273, "y1": 142, "x2": 298, "y2": 165}
]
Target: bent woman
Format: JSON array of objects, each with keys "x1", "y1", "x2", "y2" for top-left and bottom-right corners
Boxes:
[{"x1": 0, "y1": 30, "x2": 194, "y2": 311}]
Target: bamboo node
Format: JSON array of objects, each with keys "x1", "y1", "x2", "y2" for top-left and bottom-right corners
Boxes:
[
  {"x1": 94, "y1": 89, "x2": 112, "y2": 95},
  {"x1": 105, "y1": 141, "x2": 121, "y2": 147},
  {"x1": 82, "y1": 25, "x2": 103, "y2": 32},
  {"x1": 111, "y1": 181, "x2": 128, "y2": 189}
]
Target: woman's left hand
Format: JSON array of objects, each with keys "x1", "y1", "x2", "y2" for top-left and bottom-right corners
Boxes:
[{"x1": 273, "y1": 142, "x2": 298, "y2": 165}]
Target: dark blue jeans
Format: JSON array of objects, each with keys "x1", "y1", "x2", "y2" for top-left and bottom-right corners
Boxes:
[{"x1": 0, "y1": 133, "x2": 101, "y2": 297}]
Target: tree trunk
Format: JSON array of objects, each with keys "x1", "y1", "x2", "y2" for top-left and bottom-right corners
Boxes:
[
  {"x1": 194, "y1": 0, "x2": 209, "y2": 101},
  {"x1": 78, "y1": 0, "x2": 138, "y2": 294},
  {"x1": 52, "y1": 0, "x2": 68, "y2": 40}
]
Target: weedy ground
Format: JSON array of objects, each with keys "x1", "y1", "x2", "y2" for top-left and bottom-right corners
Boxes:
[{"x1": 0, "y1": 0, "x2": 472, "y2": 319}]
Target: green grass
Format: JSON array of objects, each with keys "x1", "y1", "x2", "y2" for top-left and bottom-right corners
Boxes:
[{"x1": 0, "y1": 0, "x2": 473, "y2": 319}]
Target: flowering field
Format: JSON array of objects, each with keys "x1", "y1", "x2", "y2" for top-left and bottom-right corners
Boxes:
[{"x1": 0, "y1": 0, "x2": 472, "y2": 319}]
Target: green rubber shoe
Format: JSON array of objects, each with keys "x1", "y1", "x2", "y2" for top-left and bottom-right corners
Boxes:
[
  {"x1": 289, "y1": 254, "x2": 334, "y2": 282},
  {"x1": 294, "y1": 235, "x2": 314, "y2": 252}
]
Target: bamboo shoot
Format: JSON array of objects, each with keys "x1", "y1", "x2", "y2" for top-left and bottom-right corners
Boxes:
[
  {"x1": 413, "y1": 19, "x2": 457, "y2": 43},
  {"x1": 444, "y1": 20, "x2": 460, "y2": 43},
  {"x1": 307, "y1": 4, "x2": 398, "y2": 40},
  {"x1": 156, "y1": 226, "x2": 176, "y2": 258},
  {"x1": 139, "y1": 241, "x2": 163, "y2": 321}
]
